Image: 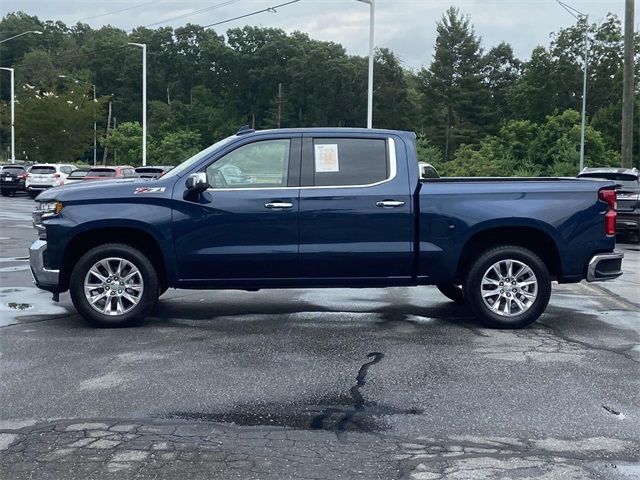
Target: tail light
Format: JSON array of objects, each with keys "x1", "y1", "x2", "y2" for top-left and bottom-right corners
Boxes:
[
  {"x1": 53, "y1": 173, "x2": 61, "y2": 178},
  {"x1": 19, "y1": 173, "x2": 27, "y2": 179},
  {"x1": 598, "y1": 188, "x2": 617, "y2": 236}
]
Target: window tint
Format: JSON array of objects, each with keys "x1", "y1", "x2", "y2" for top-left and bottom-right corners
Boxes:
[
  {"x1": 87, "y1": 168, "x2": 116, "y2": 177},
  {"x1": 312, "y1": 138, "x2": 388, "y2": 187},
  {"x1": 206, "y1": 139, "x2": 290, "y2": 189},
  {"x1": 68, "y1": 170, "x2": 88, "y2": 178},
  {"x1": 2, "y1": 166, "x2": 25, "y2": 173},
  {"x1": 29, "y1": 166, "x2": 56, "y2": 174}
]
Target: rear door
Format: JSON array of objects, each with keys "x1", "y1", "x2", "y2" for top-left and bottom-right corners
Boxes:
[
  {"x1": 173, "y1": 135, "x2": 302, "y2": 282},
  {"x1": 298, "y1": 134, "x2": 413, "y2": 281}
]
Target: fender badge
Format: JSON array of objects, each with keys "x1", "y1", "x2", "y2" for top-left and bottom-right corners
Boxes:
[{"x1": 134, "y1": 187, "x2": 166, "y2": 194}]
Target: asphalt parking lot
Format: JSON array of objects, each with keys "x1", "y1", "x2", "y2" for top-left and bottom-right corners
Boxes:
[{"x1": 1, "y1": 192, "x2": 639, "y2": 480}]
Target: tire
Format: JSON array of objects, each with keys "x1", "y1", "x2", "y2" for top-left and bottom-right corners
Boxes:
[
  {"x1": 463, "y1": 245, "x2": 551, "y2": 329},
  {"x1": 70, "y1": 243, "x2": 159, "y2": 327},
  {"x1": 436, "y1": 284, "x2": 465, "y2": 304},
  {"x1": 1, "y1": 189, "x2": 11, "y2": 197}
]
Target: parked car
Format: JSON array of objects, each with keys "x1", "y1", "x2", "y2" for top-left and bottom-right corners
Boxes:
[
  {"x1": 418, "y1": 162, "x2": 440, "y2": 179},
  {"x1": 0, "y1": 164, "x2": 28, "y2": 196},
  {"x1": 63, "y1": 168, "x2": 92, "y2": 185},
  {"x1": 578, "y1": 167, "x2": 640, "y2": 242},
  {"x1": 30, "y1": 127, "x2": 622, "y2": 328},
  {"x1": 135, "y1": 166, "x2": 174, "y2": 179},
  {"x1": 83, "y1": 166, "x2": 137, "y2": 181},
  {"x1": 26, "y1": 164, "x2": 76, "y2": 198}
]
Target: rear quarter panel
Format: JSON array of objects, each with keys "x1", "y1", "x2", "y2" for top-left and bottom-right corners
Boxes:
[{"x1": 418, "y1": 179, "x2": 616, "y2": 284}]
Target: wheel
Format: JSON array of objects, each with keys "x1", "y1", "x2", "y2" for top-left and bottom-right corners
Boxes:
[
  {"x1": 1, "y1": 189, "x2": 11, "y2": 197},
  {"x1": 463, "y1": 245, "x2": 551, "y2": 329},
  {"x1": 70, "y1": 243, "x2": 159, "y2": 327},
  {"x1": 436, "y1": 284, "x2": 465, "y2": 304}
]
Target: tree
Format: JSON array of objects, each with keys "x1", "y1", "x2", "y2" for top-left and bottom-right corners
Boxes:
[
  {"x1": 101, "y1": 122, "x2": 143, "y2": 166},
  {"x1": 15, "y1": 88, "x2": 101, "y2": 162},
  {"x1": 419, "y1": 7, "x2": 490, "y2": 160},
  {"x1": 150, "y1": 129, "x2": 201, "y2": 165}
]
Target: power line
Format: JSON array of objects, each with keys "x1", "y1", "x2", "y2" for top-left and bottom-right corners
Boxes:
[
  {"x1": 78, "y1": 0, "x2": 167, "y2": 22},
  {"x1": 143, "y1": 0, "x2": 244, "y2": 28},
  {"x1": 202, "y1": 0, "x2": 302, "y2": 28}
]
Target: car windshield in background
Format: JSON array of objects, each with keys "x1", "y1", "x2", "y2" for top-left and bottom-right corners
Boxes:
[
  {"x1": 579, "y1": 173, "x2": 638, "y2": 190},
  {"x1": 87, "y1": 169, "x2": 116, "y2": 177},
  {"x1": 30, "y1": 166, "x2": 56, "y2": 174}
]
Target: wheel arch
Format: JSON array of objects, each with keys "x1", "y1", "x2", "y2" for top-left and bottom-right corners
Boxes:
[
  {"x1": 456, "y1": 226, "x2": 562, "y2": 282},
  {"x1": 60, "y1": 227, "x2": 168, "y2": 292}
]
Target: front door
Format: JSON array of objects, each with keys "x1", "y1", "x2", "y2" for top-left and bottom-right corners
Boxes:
[{"x1": 173, "y1": 136, "x2": 301, "y2": 283}]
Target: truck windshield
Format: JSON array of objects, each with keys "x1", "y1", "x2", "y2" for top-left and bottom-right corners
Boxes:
[{"x1": 162, "y1": 135, "x2": 237, "y2": 179}]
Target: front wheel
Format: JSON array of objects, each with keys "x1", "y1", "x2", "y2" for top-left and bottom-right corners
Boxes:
[
  {"x1": 463, "y1": 246, "x2": 551, "y2": 329},
  {"x1": 70, "y1": 243, "x2": 159, "y2": 327}
]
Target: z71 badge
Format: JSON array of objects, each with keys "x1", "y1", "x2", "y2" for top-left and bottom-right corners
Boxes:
[{"x1": 134, "y1": 187, "x2": 166, "y2": 194}]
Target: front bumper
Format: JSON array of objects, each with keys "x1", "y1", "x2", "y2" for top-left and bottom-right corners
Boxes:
[
  {"x1": 29, "y1": 239, "x2": 60, "y2": 292},
  {"x1": 586, "y1": 252, "x2": 624, "y2": 282}
]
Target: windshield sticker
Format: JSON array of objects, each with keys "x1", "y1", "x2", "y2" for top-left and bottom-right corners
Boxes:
[
  {"x1": 134, "y1": 187, "x2": 166, "y2": 194},
  {"x1": 314, "y1": 144, "x2": 339, "y2": 173}
]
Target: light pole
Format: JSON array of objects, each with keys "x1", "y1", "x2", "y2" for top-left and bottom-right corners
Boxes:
[
  {"x1": 557, "y1": 0, "x2": 588, "y2": 172},
  {"x1": 59, "y1": 75, "x2": 97, "y2": 166},
  {"x1": 357, "y1": 0, "x2": 374, "y2": 129},
  {"x1": 0, "y1": 30, "x2": 42, "y2": 44},
  {"x1": 128, "y1": 43, "x2": 147, "y2": 166},
  {"x1": 0, "y1": 67, "x2": 15, "y2": 164}
]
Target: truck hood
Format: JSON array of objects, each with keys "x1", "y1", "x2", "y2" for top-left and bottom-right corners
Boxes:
[{"x1": 35, "y1": 178, "x2": 171, "y2": 202}]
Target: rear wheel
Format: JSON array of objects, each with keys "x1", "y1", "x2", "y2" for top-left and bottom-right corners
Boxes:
[
  {"x1": 436, "y1": 284, "x2": 465, "y2": 304},
  {"x1": 463, "y1": 245, "x2": 551, "y2": 329},
  {"x1": 70, "y1": 243, "x2": 159, "y2": 327},
  {"x1": 1, "y1": 189, "x2": 11, "y2": 197}
]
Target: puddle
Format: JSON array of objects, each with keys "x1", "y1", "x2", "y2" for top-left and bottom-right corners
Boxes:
[
  {"x1": 0, "y1": 286, "x2": 68, "y2": 327},
  {"x1": 164, "y1": 352, "x2": 422, "y2": 437}
]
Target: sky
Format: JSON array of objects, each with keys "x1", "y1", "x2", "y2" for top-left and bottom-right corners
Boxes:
[{"x1": 1, "y1": 0, "x2": 633, "y2": 70}]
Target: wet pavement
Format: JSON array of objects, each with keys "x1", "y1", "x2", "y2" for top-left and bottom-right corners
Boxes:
[{"x1": 1, "y1": 193, "x2": 639, "y2": 479}]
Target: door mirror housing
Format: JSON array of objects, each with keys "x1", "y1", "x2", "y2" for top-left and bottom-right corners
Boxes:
[{"x1": 184, "y1": 172, "x2": 210, "y2": 200}]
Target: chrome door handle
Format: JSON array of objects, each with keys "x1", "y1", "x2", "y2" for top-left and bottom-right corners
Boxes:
[
  {"x1": 264, "y1": 202, "x2": 294, "y2": 209},
  {"x1": 376, "y1": 200, "x2": 405, "y2": 208}
]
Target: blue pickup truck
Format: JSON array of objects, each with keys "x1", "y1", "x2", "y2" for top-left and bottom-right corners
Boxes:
[{"x1": 30, "y1": 127, "x2": 623, "y2": 328}]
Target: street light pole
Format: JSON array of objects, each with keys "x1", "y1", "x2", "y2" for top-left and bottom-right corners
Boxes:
[
  {"x1": 357, "y1": 0, "x2": 375, "y2": 129},
  {"x1": 128, "y1": 43, "x2": 147, "y2": 166},
  {"x1": 59, "y1": 75, "x2": 97, "y2": 166},
  {"x1": 557, "y1": 1, "x2": 588, "y2": 172},
  {"x1": 0, "y1": 30, "x2": 42, "y2": 44},
  {"x1": 0, "y1": 67, "x2": 15, "y2": 164}
]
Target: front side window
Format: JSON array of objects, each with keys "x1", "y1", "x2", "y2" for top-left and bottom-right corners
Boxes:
[
  {"x1": 312, "y1": 138, "x2": 388, "y2": 187},
  {"x1": 206, "y1": 139, "x2": 290, "y2": 189}
]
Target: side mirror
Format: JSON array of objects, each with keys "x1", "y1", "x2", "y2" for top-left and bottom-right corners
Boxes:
[{"x1": 184, "y1": 172, "x2": 210, "y2": 200}]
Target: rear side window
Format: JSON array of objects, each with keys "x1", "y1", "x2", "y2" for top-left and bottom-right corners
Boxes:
[
  {"x1": 311, "y1": 138, "x2": 388, "y2": 187},
  {"x1": 87, "y1": 168, "x2": 116, "y2": 177},
  {"x1": 60, "y1": 166, "x2": 74, "y2": 174},
  {"x1": 30, "y1": 166, "x2": 56, "y2": 174}
]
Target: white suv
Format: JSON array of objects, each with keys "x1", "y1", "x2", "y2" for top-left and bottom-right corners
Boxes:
[{"x1": 26, "y1": 164, "x2": 76, "y2": 198}]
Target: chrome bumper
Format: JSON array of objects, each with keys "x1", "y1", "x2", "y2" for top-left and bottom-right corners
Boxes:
[
  {"x1": 29, "y1": 239, "x2": 60, "y2": 287},
  {"x1": 586, "y1": 252, "x2": 624, "y2": 282}
]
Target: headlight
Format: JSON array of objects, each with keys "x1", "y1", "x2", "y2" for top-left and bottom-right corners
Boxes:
[
  {"x1": 36, "y1": 201, "x2": 64, "y2": 218},
  {"x1": 33, "y1": 201, "x2": 63, "y2": 240}
]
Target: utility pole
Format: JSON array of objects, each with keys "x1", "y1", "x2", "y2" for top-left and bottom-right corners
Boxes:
[
  {"x1": 128, "y1": 43, "x2": 147, "y2": 166},
  {"x1": 0, "y1": 67, "x2": 15, "y2": 163},
  {"x1": 277, "y1": 83, "x2": 282, "y2": 128},
  {"x1": 621, "y1": 0, "x2": 635, "y2": 168},
  {"x1": 103, "y1": 99, "x2": 112, "y2": 165}
]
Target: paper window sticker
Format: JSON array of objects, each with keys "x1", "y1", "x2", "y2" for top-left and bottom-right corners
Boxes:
[{"x1": 314, "y1": 144, "x2": 339, "y2": 172}]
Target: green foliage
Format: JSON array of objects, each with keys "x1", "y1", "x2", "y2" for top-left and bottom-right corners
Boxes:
[
  {"x1": 0, "y1": 8, "x2": 636, "y2": 168},
  {"x1": 14, "y1": 87, "x2": 101, "y2": 163}
]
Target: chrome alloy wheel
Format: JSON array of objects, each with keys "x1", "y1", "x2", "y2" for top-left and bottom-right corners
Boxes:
[
  {"x1": 83, "y1": 257, "x2": 144, "y2": 316},
  {"x1": 480, "y1": 259, "x2": 538, "y2": 317}
]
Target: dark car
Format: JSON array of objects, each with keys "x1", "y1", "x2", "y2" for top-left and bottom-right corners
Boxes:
[
  {"x1": 83, "y1": 166, "x2": 137, "y2": 182},
  {"x1": 578, "y1": 168, "x2": 640, "y2": 242},
  {"x1": 135, "y1": 166, "x2": 175, "y2": 179},
  {"x1": 0, "y1": 164, "x2": 28, "y2": 196},
  {"x1": 64, "y1": 168, "x2": 91, "y2": 185}
]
